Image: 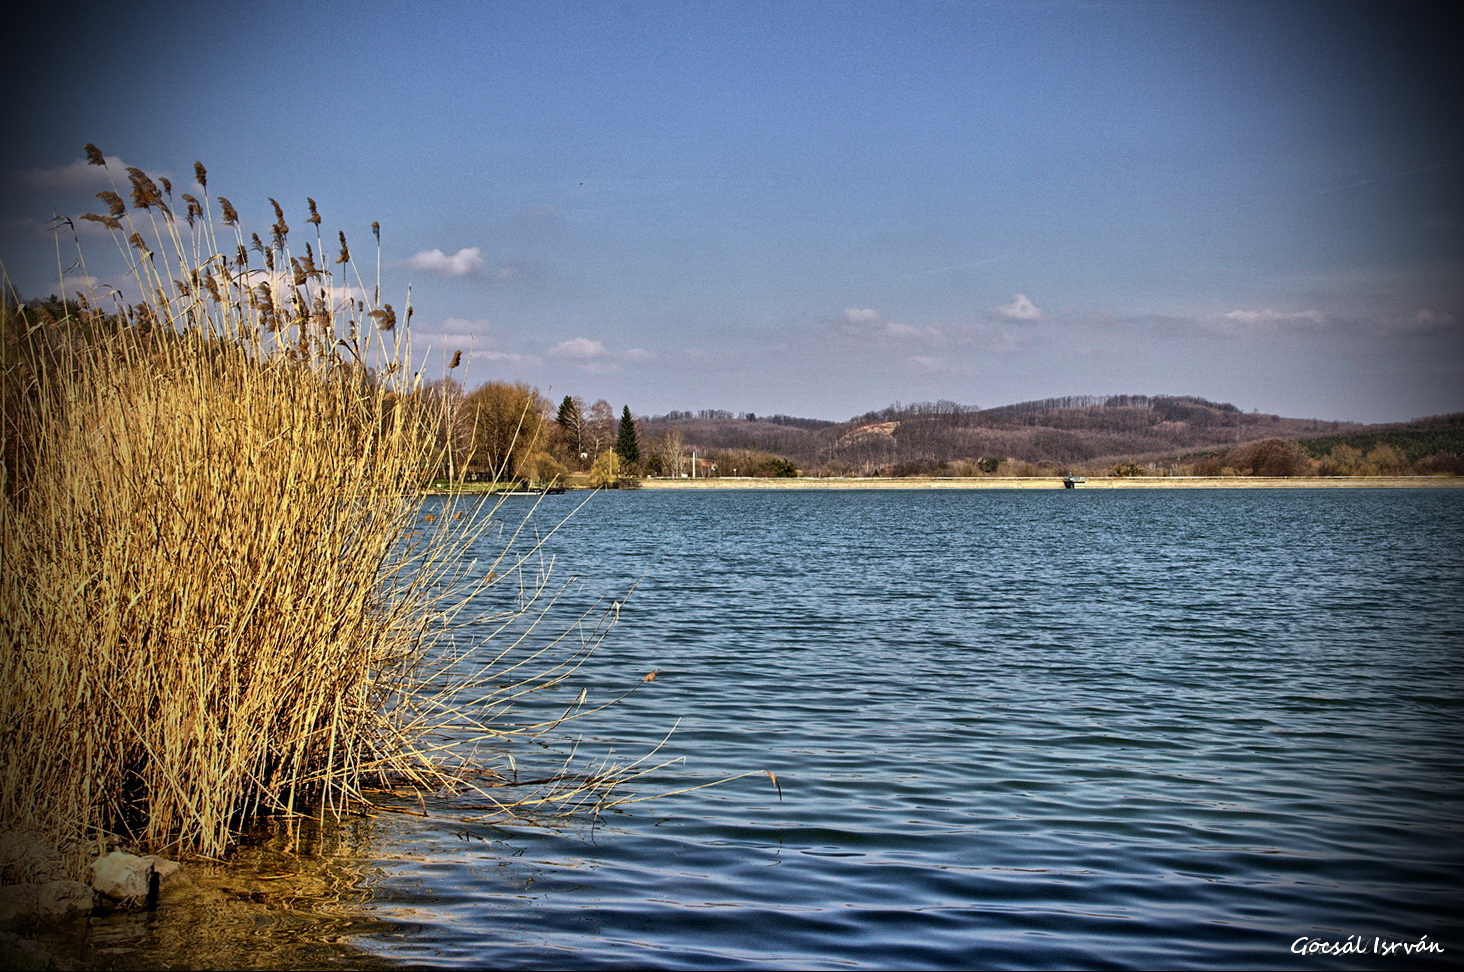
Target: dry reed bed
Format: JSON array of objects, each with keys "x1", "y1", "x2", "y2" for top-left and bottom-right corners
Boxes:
[{"x1": 1, "y1": 149, "x2": 640, "y2": 860}]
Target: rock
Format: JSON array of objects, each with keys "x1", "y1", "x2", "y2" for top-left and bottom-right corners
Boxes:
[
  {"x1": 35, "y1": 882, "x2": 92, "y2": 923},
  {"x1": 0, "y1": 886, "x2": 38, "y2": 929},
  {"x1": 139, "y1": 855, "x2": 181, "y2": 884},
  {"x1": 0, "y1": 832, "x2": 67, "y2": 886},
  {"x1": 0, "y1": 930, "x2": 62, "y2": 970},
  {"x1": 89, "y1": 852, "x2": 157, "y2": 908}
]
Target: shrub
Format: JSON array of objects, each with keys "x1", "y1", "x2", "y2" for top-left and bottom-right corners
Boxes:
[
  {"x1": 586, "y1": 448, "x2": 630, "y2": 488},
  {"x1": 1192, "y1": 438, "x2": 1315, "y2": 477}
]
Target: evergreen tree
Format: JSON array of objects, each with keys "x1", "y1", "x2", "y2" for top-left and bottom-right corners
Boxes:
[
  {"x1": 554, "y1": 395, "x2": 584, "y2": 457},
  {"x1": 615, "y1": 405, "x2": 641, "y2": 467}
]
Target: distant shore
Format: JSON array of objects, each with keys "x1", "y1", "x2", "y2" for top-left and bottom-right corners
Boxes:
[{"x1": 636, "y1": 476, "x2": 1464, "y2": 490}]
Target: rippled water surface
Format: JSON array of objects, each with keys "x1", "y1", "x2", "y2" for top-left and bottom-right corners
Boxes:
[{"x1": 363, "y1": 489, "x2": 1464, "y2": 970}]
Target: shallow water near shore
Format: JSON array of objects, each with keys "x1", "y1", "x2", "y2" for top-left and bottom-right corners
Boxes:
[
  {"x1": 335, "y1": 488, "x2": 1462, "y2": 971},
  {"x1": 59, "y1": 489, "x2": 1455, "y2": 970}
]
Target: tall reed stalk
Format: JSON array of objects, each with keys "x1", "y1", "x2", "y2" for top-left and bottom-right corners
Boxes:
[{"x1": 0, "y1": 148, "x2": 634, "y2": 857}]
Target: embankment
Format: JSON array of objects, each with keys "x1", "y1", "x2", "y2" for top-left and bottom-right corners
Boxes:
[{"x1": 637, "y1": 476, "x2": 1464, "y2": 490}]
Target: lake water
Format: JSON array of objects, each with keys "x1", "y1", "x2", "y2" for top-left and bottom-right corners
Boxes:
[{"x1": 360, "y1": 488, "x2": 1463, "y2": 970}]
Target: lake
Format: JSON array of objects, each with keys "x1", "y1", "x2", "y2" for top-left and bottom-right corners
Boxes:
[{"x1": 357, "y1": 488, "x2": 1463, "y2": 970}]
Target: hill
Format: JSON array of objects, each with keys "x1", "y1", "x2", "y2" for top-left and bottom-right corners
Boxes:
[{"x1": 638, "y1": 396, "x2": 1463, "y2": 476}]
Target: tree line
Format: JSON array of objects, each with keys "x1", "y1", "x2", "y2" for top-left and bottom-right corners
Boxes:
[{"x1": 416, "y1": 380, "x2": 654, "y2": 487}]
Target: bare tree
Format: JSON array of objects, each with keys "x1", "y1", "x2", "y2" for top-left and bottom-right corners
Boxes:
[
  {"x1": 462, "y1": 381, "x2": 548, "y2": 481},
  {"x1": 653, "y1": 429, "x2": 686, "y2": 477},
  {"x1": 585, "y1": 399, "x2": 615, "y2": 458}
]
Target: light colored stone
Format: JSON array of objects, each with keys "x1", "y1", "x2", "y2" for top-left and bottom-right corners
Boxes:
[
  {"x1": 139, "y1": 855, "x2": 181, "y2": 884},
  {"x1": 89, "y1": 851, "x2": 156, "y2": 906},
  {"x1": 36, "y1": 881, "x2": 92, "y2": 923}
]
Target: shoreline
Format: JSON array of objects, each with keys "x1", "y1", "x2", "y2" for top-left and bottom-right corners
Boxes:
[{"x1": 633, "y1": 475, "x2": 1464, "y2": 490}]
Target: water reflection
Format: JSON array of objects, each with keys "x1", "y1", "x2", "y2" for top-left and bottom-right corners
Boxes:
[{"x1": 20, "y1": 816, "x2": 402, "y2": 971}]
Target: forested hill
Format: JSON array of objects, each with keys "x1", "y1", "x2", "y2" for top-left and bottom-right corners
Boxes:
[{"x1": 638, "y1": 395, "x2": 1464, "y2": 476}]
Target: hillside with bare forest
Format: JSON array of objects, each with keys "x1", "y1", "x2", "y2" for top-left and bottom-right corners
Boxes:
[{"x1": 638, "y1": 396, "x2": 1464, "y2": 477}]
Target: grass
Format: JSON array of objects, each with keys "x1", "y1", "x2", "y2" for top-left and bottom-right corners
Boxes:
[{"x1": 0, "y1": 149, "x2": 647, "y2": 859}]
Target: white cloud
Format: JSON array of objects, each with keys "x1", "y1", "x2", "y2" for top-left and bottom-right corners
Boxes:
[
  {"x1": 404, "y1": 247, "x2": 485, "y2": 278},
  {"x1": 946, "y1": 322, "x2": 1024, "y2": 354},
  {"x1": 421, "y1": 317, "x2": 491, "y2": 348},
  {"x1": 548, "y1": 337, "x2": 609, "y2": 360},
  {"x1": 543, "y1": 338, "x2": 652, "y2": 373},
  {"x1": 995, "y1": 294, "x2": 1042, "y2": 321},
  {"x1": 6, "y1": 215, "x2": 114, "y2": 240},
  {"x1": 1407, "y1": 308, "x2": 1458, "y2": 332},
  {"x1": 412, "y1": 318, "x2": 540, "y2": 370},
  {"x1": 403, "y1": 250, "x2": 540, "y2": 282},
  {"x1": 28, "y1": 274, "x2": 107, "y2": 296},
  {"x1": 12, "y1": 156, "x2": 129, "y2": 192},
  {"x1": 888, "y1": 322, "x2": 934, "y2": 338},
  {"x1": 1206, "y1": 308, "x2": 1329, "y2": 336},
  {"x1": 475, "y1": 350, "x2": 535, "y2": 365},
  {"x1": 1221, "y1": 308, "x2": 1326, "y2": 327},
  {"x1": 834, "y1": 306, "x2": 940, "y2": 341},
  {"x1": 229, "y1": 267, "x2": 372, "y2": 308}
]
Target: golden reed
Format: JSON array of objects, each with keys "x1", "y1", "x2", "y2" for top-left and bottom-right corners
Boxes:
[{"x1": 1, "y1": 148, "x2": 643, "y2": 859}]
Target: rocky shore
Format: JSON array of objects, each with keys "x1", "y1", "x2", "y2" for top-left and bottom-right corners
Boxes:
[
  {"x1": 1, "y1": 830, "x2": 188, "y2": 970},
  {"x1": 0, "y1": 822, "x2": 408, "y2": 971}
]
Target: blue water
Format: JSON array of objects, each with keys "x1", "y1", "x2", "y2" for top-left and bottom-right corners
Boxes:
[{"x1": 363, "y1": 489, "x2": 1464, "y2": 970}]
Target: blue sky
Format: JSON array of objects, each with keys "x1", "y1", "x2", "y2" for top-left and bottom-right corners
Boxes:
[{"x1": 4, "y1": 0, "x2": 1460, "y2": 423}]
